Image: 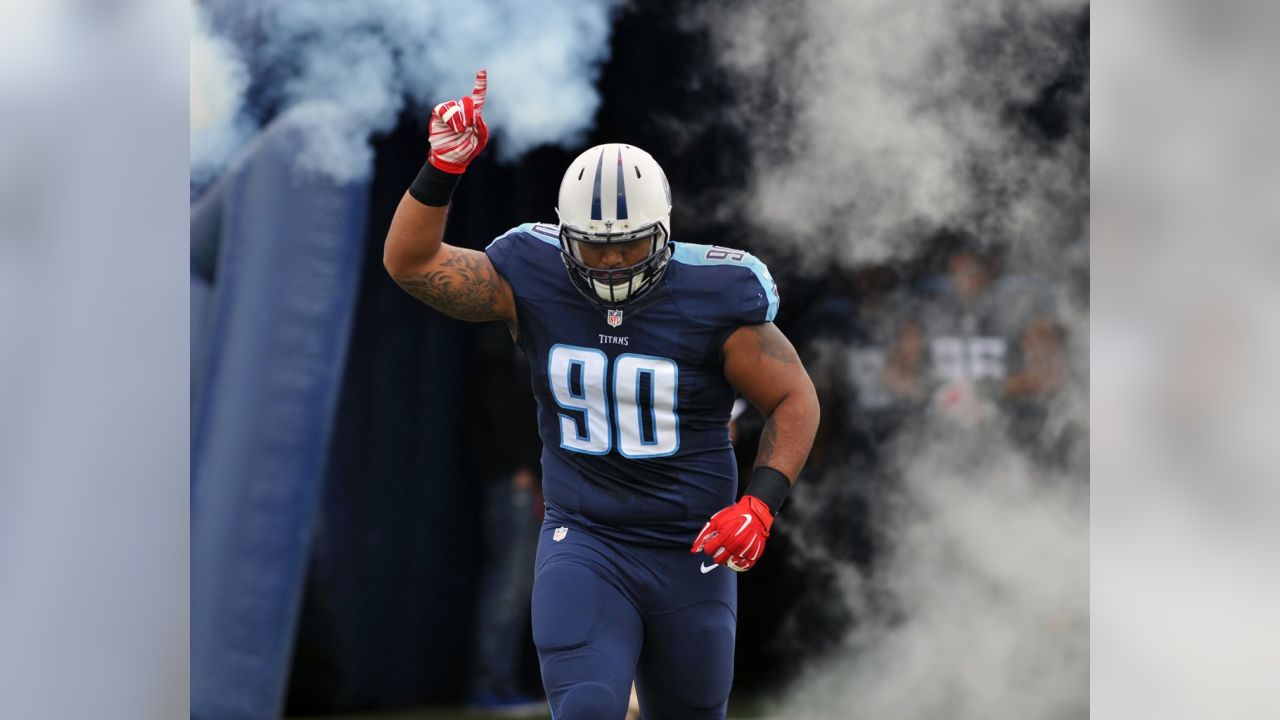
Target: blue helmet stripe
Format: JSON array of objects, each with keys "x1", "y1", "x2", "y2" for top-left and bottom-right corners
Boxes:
[
  {"x1": 615, "y1": 148, "x2": 629, "y2": 220},
  {"x1": 590, "y1": 148, "x2": 605, "y2": 220}
]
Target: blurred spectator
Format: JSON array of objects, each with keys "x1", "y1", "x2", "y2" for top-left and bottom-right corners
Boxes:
[
  {"x1": 882, "y1": 232, "x2": 1063, "y2": 426},
  {"x1": 464, "y1": 324, "x2": 546, "y2": 716},
  {"x1": 842, "y1": 266, "x2": 912, "y2": 416},
  {"x1": 794, "y1": 263, "x2": 915, "y2": 470}
]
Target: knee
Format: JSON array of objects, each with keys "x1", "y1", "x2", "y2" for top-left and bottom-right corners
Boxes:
[{"x1": 554, "y1": 681, "x2": 626, "y2": 720}]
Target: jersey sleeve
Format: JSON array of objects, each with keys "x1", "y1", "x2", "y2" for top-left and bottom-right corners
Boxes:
[
  {"x1": 668, "y1": 243, "x2": 782, "y2": 342},
  {"x1": 728, "y1": 252, "x2": 780, "y2": 326},
  {"x1": 484, "y1": 222, "x2": 564, "y2": 303},
  {"x1": 484, "y1": 227, "x2": 519, "y2": 278},
  {"x1": 701, "y1": 252, "x2": 780, "y2": 359}
]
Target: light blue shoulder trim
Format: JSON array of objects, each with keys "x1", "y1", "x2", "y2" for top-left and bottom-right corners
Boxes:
[
  {"x1": 486, "y1": 222, "x2": 560, "y2": 250},
  {"x1": 672, "y1": 242, "x2": 780, "y2": 321}
]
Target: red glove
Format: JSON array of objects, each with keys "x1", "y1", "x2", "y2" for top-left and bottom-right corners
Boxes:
[
  {"x1": 428, "y1": 69, "x2": 489, "y2": 174},
  {"x1": 691, "y1": 495, "x2": 774, "y2": 572}
]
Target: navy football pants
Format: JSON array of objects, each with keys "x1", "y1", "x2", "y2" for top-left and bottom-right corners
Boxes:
[{"x1": 532, "y1": 521, "x2": 737, "y2": 720}]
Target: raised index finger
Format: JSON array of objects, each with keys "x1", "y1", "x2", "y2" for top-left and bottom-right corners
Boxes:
[{"x1": 471, "y1": 69, "x2": 487, "y2": 112}]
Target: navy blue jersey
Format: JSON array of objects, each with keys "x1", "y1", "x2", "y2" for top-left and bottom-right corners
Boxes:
[{"x1": 485, "y1": 223, "x2": 779, "y2": 546}]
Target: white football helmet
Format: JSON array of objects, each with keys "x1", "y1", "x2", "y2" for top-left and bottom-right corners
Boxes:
[{"x1": 556, "y1": 143, "x2": 673, "y2": 306}]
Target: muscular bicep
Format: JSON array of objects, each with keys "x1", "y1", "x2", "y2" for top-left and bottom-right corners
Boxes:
[
  {"x1": 388, "y1": 244, "x2": 517, "y2": 332},
  {"x1": 721, "y1": 322, "x2": 811, "y2": 416}
]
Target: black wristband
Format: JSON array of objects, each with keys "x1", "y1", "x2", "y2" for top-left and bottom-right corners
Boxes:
[
  {"x1": 408, "y1": 162, "x2": 462, "y2": 207},
  {"x1": 745, "y1": 466, "x2": 792, "y2": 516}
]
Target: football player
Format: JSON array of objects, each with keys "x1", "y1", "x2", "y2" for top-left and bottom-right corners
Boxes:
[{"x1": 384, "y1": 70, "x2": 820, "y2": 720}]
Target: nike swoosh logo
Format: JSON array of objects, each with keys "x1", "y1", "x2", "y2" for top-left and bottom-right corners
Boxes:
[
  {"x1": 700, "y1": 563, "x2": 719, "y2": 574},
  {"x1": 734, "y1": 514, "x2": 753, "y2": 536}
]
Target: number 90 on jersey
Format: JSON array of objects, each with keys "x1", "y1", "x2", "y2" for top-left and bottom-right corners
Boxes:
[{"x1": 547, "y1": 344, "x2": 680, "y2": 459}]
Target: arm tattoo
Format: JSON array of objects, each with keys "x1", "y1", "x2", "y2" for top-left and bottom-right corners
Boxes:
[
  {"x1": 395, "y1": 250, "x2": 506, "y2": 323},
  {"x1": 755, "y1": 416, "x2": 779, "y2": 468},
  {"x1": 751, "y1": 324, "x2": 801, "y2": 366}
]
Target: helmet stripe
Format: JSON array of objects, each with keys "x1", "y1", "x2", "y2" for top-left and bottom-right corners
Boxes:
[
  {"x1": 590, "y1": 147, "x2": 605, "y2": 221},
  {"x1": 615, "y1": 148, "x2": 629, "y2": 220}
]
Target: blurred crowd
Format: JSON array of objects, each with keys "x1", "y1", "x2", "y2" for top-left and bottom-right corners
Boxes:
[
  {"x1": 786, "y1": 230, "x2": 1076, "y2": 479},
  {"x1": 723, "y1": 229, "x2": 1084, "y2": 688}
]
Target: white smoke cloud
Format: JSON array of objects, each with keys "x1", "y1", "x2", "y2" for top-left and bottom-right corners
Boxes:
[
  {"x1": 690, "y1": 0, "x2": 1087, "y2": 273},
  {"x1": 190, "y1": 0, "x2": 624, "y2": 185},
  {"x1": 779, "y1": 443, "x2": 1088, "y2": 719},
  {"x1": 190, "y1": 6, "x2": 253, "y2": 187},
  {"x1": 688, "y1": 1, "x2": 1089, "y2": 717}
]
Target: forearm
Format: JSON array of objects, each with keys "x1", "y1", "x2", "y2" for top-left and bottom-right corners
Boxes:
[
  {"x1": 702, "y1": 321, "x2": 817, "y2": 569},
  {"x1": 753, "y1": 385, "x2": 820, "y2": 483},
  {"x1": 383, "y1": 192, "x2": 449, "y2": 275},
  {"x1": 692, "y1": 380, "x2": 818, "y2": 570}
]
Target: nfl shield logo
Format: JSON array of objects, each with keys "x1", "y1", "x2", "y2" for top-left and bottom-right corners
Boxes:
[
  {"x1": 607, "y1": 309, "x2": 624, "y2": 328},
  {"x1": 553, "y1": 527, "x2": 568, "y2": 542}
]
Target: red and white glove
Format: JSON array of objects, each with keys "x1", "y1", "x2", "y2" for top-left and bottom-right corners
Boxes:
[
  {"x1": 691, "y1": 495, "x2": 774, "y2": 572},
  {"x1": 427, "y1": 69, "x2": 489, "y2": 174}
]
